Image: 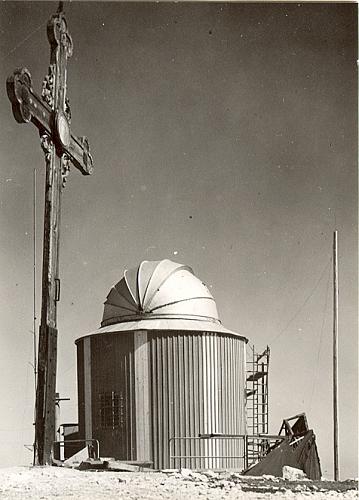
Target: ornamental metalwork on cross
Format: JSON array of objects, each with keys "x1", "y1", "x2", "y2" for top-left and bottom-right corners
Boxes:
[{"x1": 6, "y1": 2, "x2": 94, "y2": 465}]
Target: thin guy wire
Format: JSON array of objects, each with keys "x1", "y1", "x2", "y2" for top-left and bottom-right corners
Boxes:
[
  {"x1": 270, "y1": 258, "x2": 332, "y2": 344},
  {"x1": 308, "y1": 259, "x2": 332, "y2": 410},
  {"x1": 2, "y1": 19, "x2": 48, "y2": 61}
]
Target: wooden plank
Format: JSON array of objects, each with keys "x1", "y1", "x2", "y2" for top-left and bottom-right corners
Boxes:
[
  {"x1": 151, "y1": 334, "x2": 158, "y2": 468},
  {"x1": 167, "y1": 335, "x2": 173, "y2": 469},
  {"x1": 83, "y1": 337, "x2": 92, "y2": 441},
  {"x1": 128, "y1": 346, "x2": 136, "y2": 460},
  {"x1": 134, "y1": 330, "x2": 150, "y2": 461},
  {"x1": 178, "y1": 335, "x2": 184, "y2": 468},
  {"x1": 193, "y1": 334, "x2": 200, "y2": 469},
  {"x1": 162, "y1": 335, "x2": 168, "y2": 469},
  {"x1": 183, "y1": 335, "x2": 189, "y2": 464},
  {"x1": 106, "y1": 460, "x2": 154, "y2": 472},
  {"x1": 157, "y1": 336, "x2": 163, "y2": 467},
  {"x1": 247, "y1": 371, "x2": 268, "y2": 382},
  {"x1": 42, "y1": 325, "x2": 57, "y2": 464},
  {"x1": 172, "y1": 335, "x2": 178, "y2": 468},
  {"x1": 188, "y1": 334, "x2": 194, "y2": 468},
  {"x1": 198, "y1": 334, "x2": 203, "y2": 469}
]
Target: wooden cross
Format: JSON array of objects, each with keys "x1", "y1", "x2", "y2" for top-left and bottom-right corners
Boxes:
[{"x1": 6, "y1": 3, "x2": 93, "y2": 465}]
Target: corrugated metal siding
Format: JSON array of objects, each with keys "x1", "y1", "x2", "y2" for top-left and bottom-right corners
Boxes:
[
  {"x1": 148, "y1": 331, "x2": 246, "y2": 470},
  {"x1": 90, "y1": 333, "x2": 136, "y2": 460},
  {"x1": 77, "y1": 329, "x2": 246, "y2": 469}
]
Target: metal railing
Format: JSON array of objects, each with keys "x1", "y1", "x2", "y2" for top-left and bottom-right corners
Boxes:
[
  {"x1": 169, "y1": 433, "x2": 285, "y2": 470},
  {"x1": 52, "y1": 438, "x2": 100, "y2": 462}
]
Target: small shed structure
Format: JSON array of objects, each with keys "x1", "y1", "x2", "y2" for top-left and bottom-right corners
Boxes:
[{"x1": 76, "y1": 259, "x2": 248, "y2": 469}]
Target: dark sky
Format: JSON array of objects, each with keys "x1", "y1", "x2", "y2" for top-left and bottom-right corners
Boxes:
[{"x1": 0, "y1": 1, "x2": 357, "y2": 478}]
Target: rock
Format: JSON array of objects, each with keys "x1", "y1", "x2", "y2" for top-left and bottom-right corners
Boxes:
[
  {"x1": 179, "y1": 468, "x2": 192, "y2": 479},
  {"x1": 202, "y1": 470, "x2": 219, "y2": 479},
  {"x1": 229, "y1": 472, "x2": 242, "y2": 481},
  {"x1": 262, "y1": 474, "x2": 279, "y2": 481},
  {"x1": 282, "y1": 465, "x2": 308, "y2": 481},
  {"x1": 191, "y1": 472, "x2": 208, "y2": 482}
]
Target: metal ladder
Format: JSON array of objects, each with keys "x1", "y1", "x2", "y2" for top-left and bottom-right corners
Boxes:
[{"x1": 246, "y1": 345, "x2": 270, "y2": 467}]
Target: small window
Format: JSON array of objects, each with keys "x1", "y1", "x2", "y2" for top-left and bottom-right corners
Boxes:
[{"x1": 99, "y1": 391, "x2": 120, "y2": 429}]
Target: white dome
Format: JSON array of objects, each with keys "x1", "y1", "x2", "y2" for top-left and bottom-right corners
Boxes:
[{"x1": 102, "y1": 259, "x2": 219, "y2": 326}]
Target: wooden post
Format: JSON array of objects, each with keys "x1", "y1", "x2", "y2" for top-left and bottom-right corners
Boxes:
[
  {"x1": 134, "y1": 331, "x2": 150, "y2": 461},
  {"x1": 333, "y1": 230, "x2": 339, "y2": 481},
  {"x1": 6, "y1": 3, "x2": 94, "y2": 464},
  {"x1": 36, "y1": 136, "x2": 62, "y2": 464}
]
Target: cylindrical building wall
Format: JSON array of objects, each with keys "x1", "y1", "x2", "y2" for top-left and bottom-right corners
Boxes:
[
  {"x1": 76, "y1": 329, "x2": 246, "y2": 470},
  {"x1": 77, "y1": 332, "x2": 136, "y2": 461},
  {"x1": 149, "y1": 331, "x2": 246, "y2": 470}
]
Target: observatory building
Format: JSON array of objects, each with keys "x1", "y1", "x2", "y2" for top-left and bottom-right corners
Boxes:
[{"x1": 75, "y1": 259, "x2": 249, "y2": 469}]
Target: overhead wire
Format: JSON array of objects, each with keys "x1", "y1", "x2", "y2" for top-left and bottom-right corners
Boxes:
[
  {"x1": 308, "y1": 260, "x2": 332, "y2": 410},
  {"x1": 269, "y1": 257, "x2": 332, "y2": 344},
  {"x1": 2, "y1": 19, "x2": 48, "y2": 62}
]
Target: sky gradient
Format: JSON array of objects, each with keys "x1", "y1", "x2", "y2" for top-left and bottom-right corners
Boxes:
[{"x1": 0, "y1": 1, "x2": 357, "y2": 478}]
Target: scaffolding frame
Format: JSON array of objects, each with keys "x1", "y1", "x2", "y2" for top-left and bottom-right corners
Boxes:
[{"x1": 246, "y1": 345, "x2": 270, "y2": 466}]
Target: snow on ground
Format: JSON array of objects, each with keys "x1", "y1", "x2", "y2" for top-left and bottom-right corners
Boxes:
[{"x1": 0, "y1": 466, "x2": 357, "y2": 500}]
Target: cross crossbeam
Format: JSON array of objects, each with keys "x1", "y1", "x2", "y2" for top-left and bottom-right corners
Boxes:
[
  {"x1": 7, "y1": 68, "x2": 93, "y2": 176},
  {"x1": 6, "y1": 3, "x2": 94, "y2": 465}
]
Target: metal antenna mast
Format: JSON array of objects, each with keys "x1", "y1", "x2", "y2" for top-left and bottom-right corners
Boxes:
[
  {"x1": 333, "y1": 230, "x2": 339, "y2": 481},
  {"x1": 33, "y1": 168, "x2": 38, "y2": 393}
]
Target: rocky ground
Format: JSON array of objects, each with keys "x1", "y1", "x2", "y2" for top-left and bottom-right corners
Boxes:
[{"x1": 0, "y1": 466, "x2": 357, "y2": 499}]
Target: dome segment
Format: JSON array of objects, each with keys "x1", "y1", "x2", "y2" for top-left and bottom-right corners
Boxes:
[
  {"x1": 102, "y1": 259, "x2": 219, "y2": 327},
  {"x1": 137, "y1": 260, "x2": 162, "y2": 308},
  {"x1": 138, "y1": 259, "x2": 187, "y2": 310}
]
